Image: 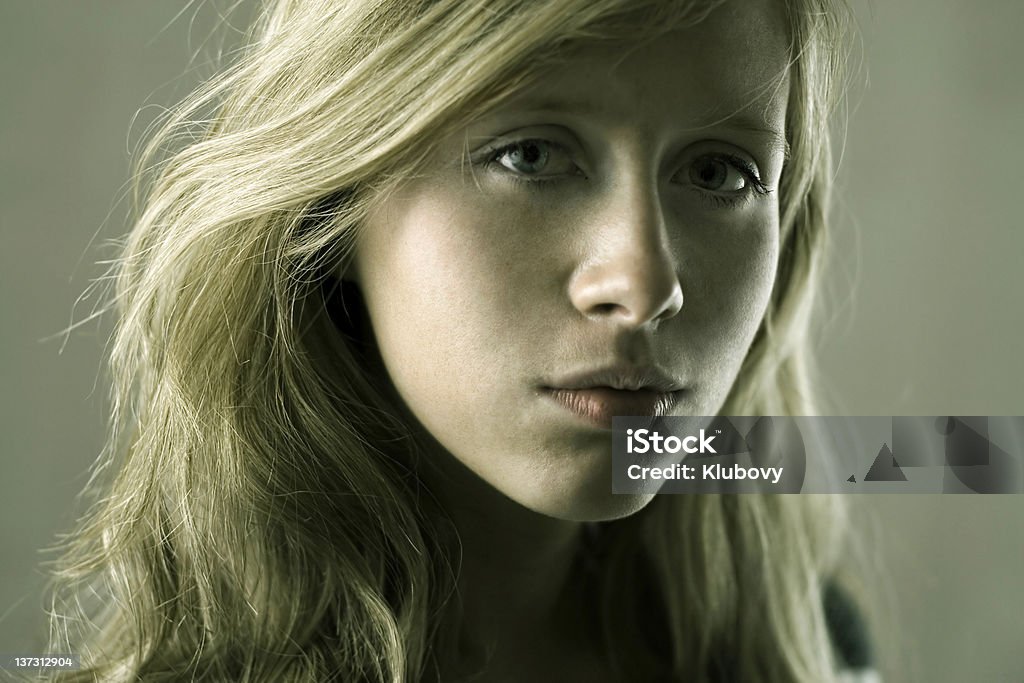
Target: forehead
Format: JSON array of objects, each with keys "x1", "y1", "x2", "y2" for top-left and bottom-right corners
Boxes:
[{"x1": 501, "y1": 0, "x2": 791, "y2": 134}]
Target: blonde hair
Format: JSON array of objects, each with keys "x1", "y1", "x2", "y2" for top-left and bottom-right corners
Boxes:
[{"x1": 47, "y1": 0, "x2": 855, "y2": 680}]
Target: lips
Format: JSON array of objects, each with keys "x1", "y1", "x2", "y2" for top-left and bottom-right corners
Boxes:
[
  {"x1": 542, "y1": 364, "x2": 686, "y2": 428},
  {"x1": 544, "y1": 386, "x2": 682, "y2": 429}
]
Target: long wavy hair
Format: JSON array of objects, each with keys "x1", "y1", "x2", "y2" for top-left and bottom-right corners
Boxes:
[{"x1": 46, "y1": 0, "x2": 854, "y2": 680}]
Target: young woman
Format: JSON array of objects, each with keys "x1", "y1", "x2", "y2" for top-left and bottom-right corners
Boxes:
[{"x1": 46, "y1": 0, "x2": 874, "y2": 680}]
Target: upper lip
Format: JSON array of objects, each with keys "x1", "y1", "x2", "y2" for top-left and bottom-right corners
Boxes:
[{"x1": 544, "y1": 364, "x2": 685, "y2": 393}]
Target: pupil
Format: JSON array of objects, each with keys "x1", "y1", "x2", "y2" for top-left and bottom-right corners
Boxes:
[
  {"x1": 523, "y1": 144, "x2": 541, "y2": 163},
  {"x1": 512, "y1": 142, "x2": 546, "y2": 171},
  {"x1": 700, "y1": 161, "x2": 721, "y2": 183},
  {"x1": 692, "y1": 158, "x2": 726, "y2": 189}
]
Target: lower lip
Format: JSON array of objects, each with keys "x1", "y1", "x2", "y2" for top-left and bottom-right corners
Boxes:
[{"x1": 544, "y1": 387, "x2": 681, "y2": 429}]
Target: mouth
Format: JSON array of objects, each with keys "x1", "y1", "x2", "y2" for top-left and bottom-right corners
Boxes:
[
  {"x1": 543, "y1": 387, "x2": 683, "y2": 429},
  {"x1": 541, "y1": 365, "x2": 686, "y2": 429}
]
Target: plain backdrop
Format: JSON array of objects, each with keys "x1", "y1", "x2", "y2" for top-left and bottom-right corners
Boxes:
[{"x1": 2, "y1": 2, "x2": 1022, "y2": 681}]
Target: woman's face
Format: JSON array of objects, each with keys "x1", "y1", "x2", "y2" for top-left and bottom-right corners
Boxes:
[{"x1": 352, "y1": 0, "x2": 791, "y2": 521}]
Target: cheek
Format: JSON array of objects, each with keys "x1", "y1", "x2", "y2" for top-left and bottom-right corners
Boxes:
[
  {"x1": 352, "y1": 188, "x2": 547, "y2": 420},
  {"x1": 675, "y1": 214, "x2": 780, "y2": 368},
  {"x1": 721, "y1": 224, "x2": 778, "y2": 334}
]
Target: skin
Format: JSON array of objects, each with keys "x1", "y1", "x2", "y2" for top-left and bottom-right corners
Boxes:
[{"x1": 350, "y1": 1, "x2": 791, "y2": 678}]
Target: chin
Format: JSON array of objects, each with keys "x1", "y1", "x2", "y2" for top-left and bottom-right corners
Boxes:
[
  {"x1": 511, "y1": 477, "x2": 657, "y2": 523},
  {"x1": 483, "y1": 440, "x2": 657, "y2": 522}
]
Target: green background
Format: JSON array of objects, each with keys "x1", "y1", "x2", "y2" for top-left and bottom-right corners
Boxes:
[{"x1": 2, "y1": 2, "x2": 1021, "y2": 680}]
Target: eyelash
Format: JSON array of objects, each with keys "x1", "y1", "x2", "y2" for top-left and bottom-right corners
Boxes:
[{"x1": 479, "y1": 141, "x2": 771, "y2": 206}]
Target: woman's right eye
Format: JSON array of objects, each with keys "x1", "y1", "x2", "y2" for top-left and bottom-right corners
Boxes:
[{"x1": 489, "y1": 140, "x2": 578, "y2": 178}]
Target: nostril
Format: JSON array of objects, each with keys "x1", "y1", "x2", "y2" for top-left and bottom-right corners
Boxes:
[{"x1": 590, "y1": 302, "x2": 620, "y2": 316}]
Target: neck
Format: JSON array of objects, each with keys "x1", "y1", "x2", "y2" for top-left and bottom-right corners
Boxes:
[
  {"x1": 421, "y1": 447, "x2": 607, "y2": 680},
  {"x1": 447, "y1": 488, "x2": 584, "y2": 640}
]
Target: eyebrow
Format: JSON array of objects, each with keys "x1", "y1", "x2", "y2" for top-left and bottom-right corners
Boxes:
[
  {"x1": 499, "y1": 98, "x2": 791, "y2": 160},
  {"x1": 704, "y1": 117, "x2": 791, "y2": 161}
]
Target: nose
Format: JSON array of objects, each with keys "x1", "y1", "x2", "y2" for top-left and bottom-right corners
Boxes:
[{"x1": 567, "y1": 178, "x2": 683, "y2": 328}]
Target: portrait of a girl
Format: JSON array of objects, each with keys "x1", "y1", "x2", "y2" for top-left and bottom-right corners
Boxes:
[{"x1": 42, "y1": 0, "x2": 873, "y2": 680}]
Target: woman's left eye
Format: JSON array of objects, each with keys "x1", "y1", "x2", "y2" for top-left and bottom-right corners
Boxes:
[
  {"x1": 682, "y1": 154, "x2": 769, "y2": 198},
  {"x1": 690, "y1": 157, "x2": 747, "y2": 191},
  {"x1": 490, "y1": 140, "x2": 577, "y2": 177}
]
